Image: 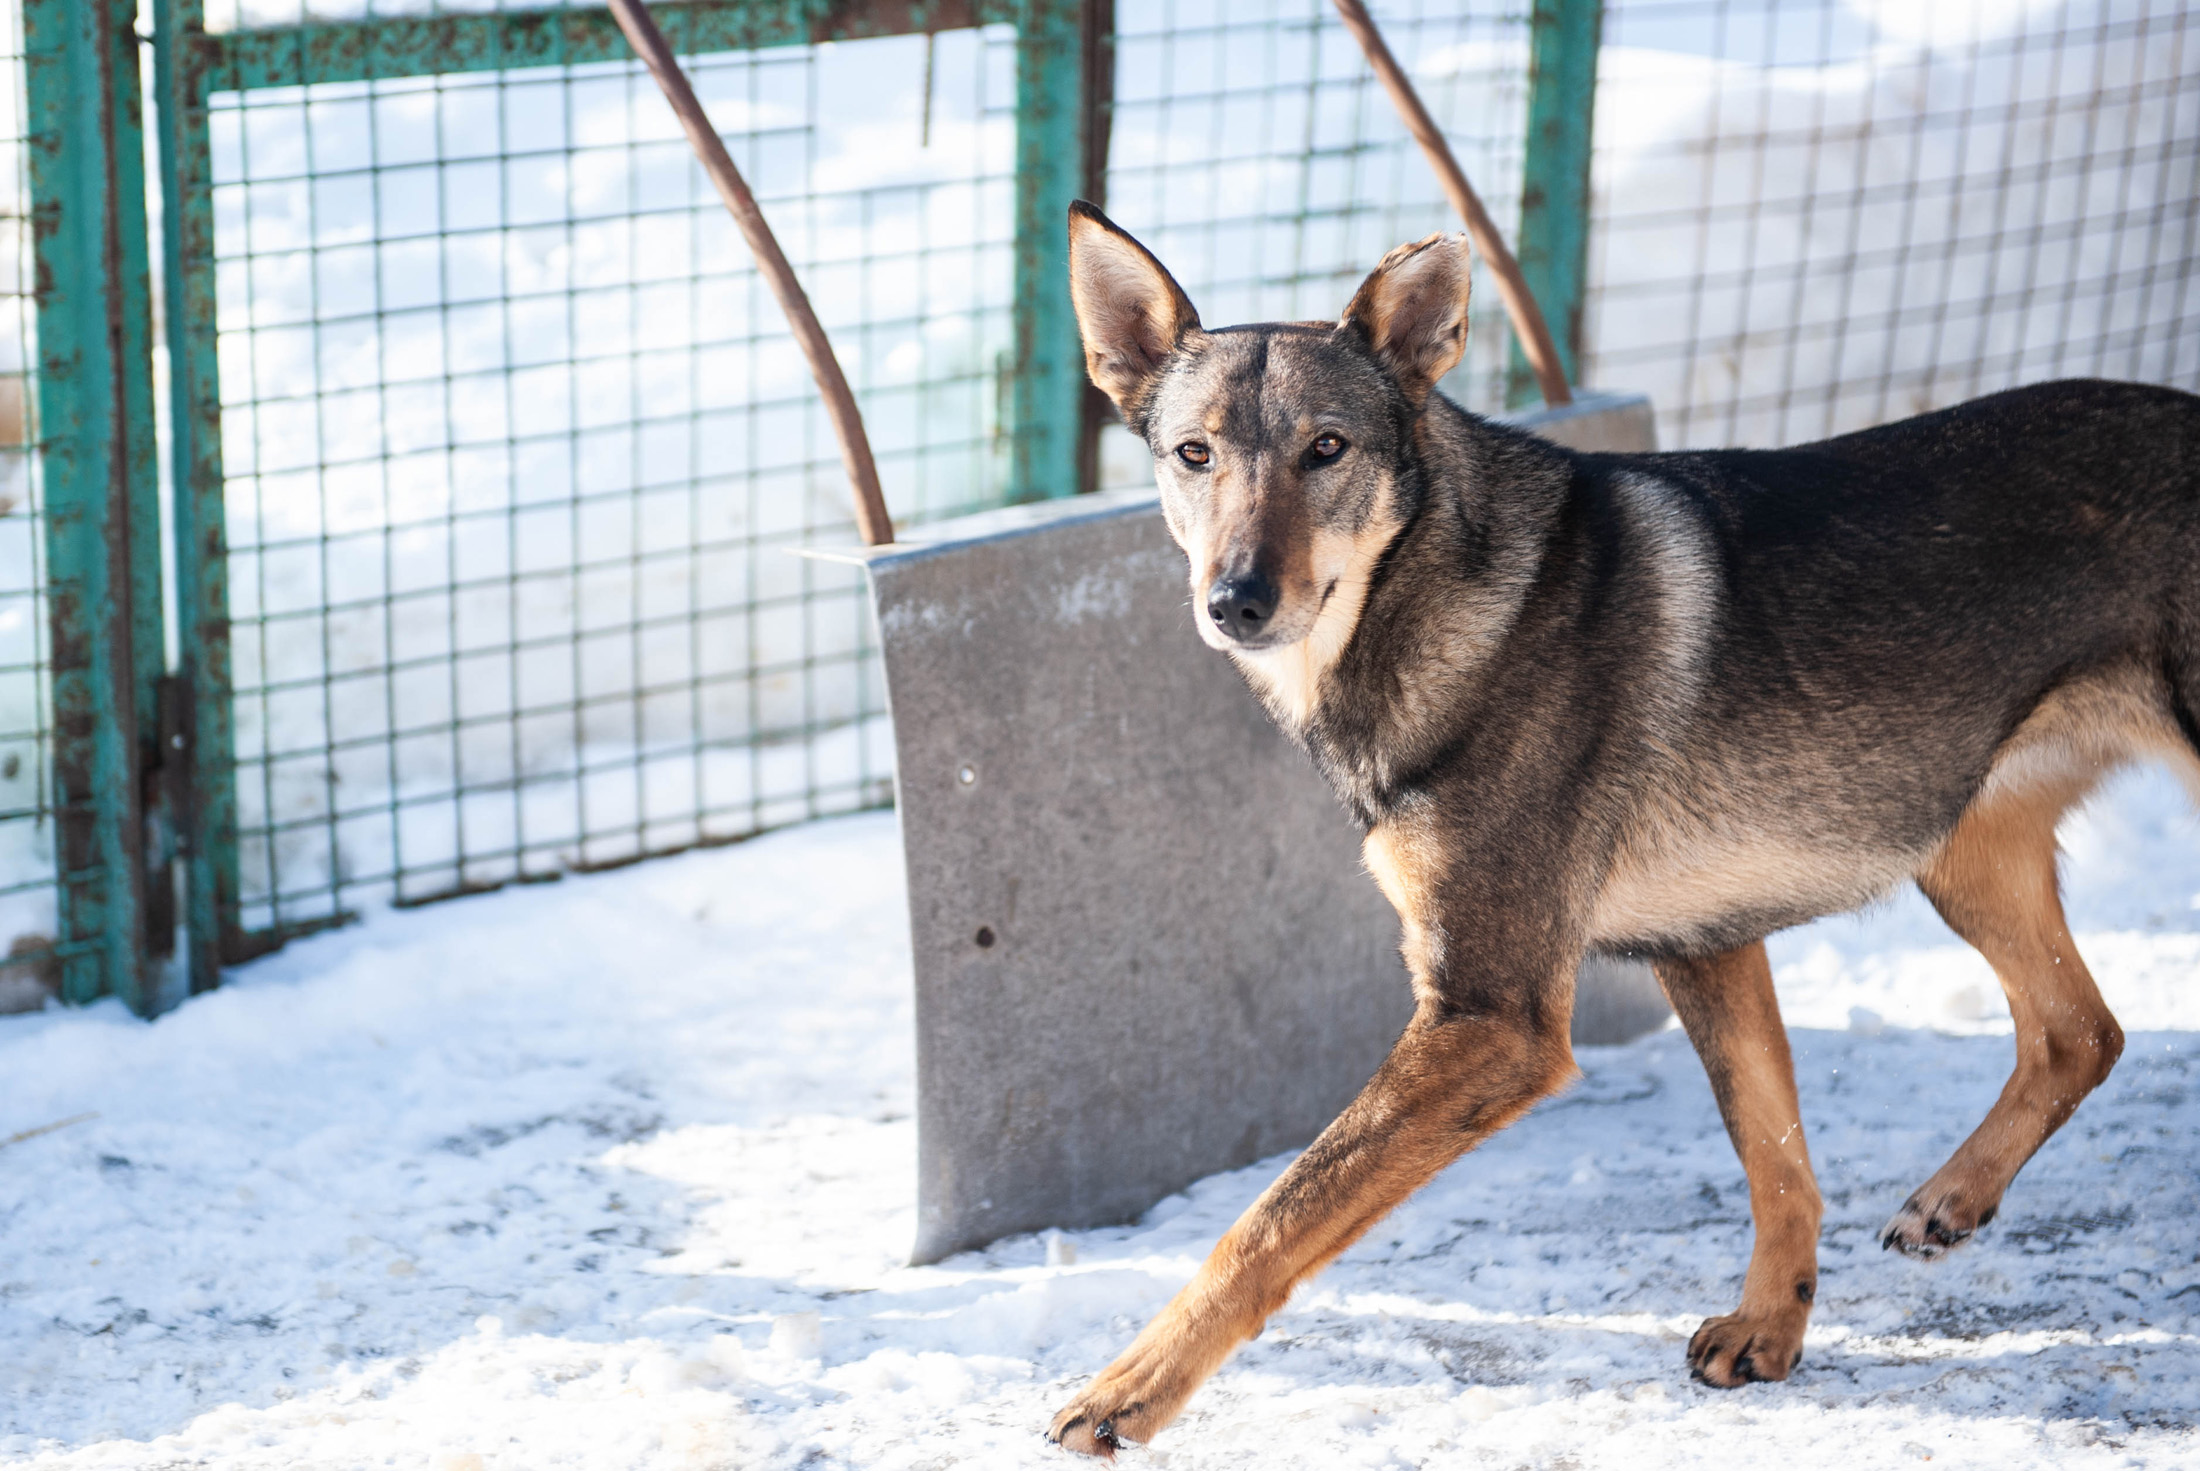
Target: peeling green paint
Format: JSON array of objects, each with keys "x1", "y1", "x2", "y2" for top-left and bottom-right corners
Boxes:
[
  {"x1": 1007, "y1": 0, "x2": 1088, "y2": 502},
  {"x1": 23, "y1": 0, "x2": 168, "y2": 1013},
  {"x1": 154, "y1": 0, "x2": 237, "y2": 995},
  {"x1": 200, "y1": 0, "x2": 1008, "y2": 92},
  {"x1": 1511, "y1": 0, "x2": 1600, "y2": 408}
]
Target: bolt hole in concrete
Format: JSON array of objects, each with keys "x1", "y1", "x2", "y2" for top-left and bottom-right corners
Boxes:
[{"x1": 974, "y1": 925, "x2": 996, "y2": 948}]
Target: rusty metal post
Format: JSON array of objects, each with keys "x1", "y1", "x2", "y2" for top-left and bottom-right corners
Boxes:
[
  {"x1": 1007, "y1": 0, "x2": 1092, "y2": 502},
  {"x1": 153, "y1": 0, "x2": 241, "y2": 993},
  {"x1": 1074, "y1": 0, "x2": 1114, "y2": 497},
  {"x1": 23, "y1": 0, "x2": 171, "y2": 1011},
  {"x1": 1511, "y1": 0, "x2": 1603, "y2": 407}
]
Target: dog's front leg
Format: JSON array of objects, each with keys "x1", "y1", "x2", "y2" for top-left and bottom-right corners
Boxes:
[
  {"x1": 1652, "y1": 939, "x2": 1822, "y2": 1386},
  {"x1": 1047, "y1": 991, "x2": 1576, "y2": 1457}
]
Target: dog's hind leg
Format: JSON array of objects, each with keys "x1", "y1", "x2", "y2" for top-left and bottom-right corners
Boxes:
[
  {"x1": 1047, "y1": 991, "x2": 1576, "y2": 1456},
  {"x1": 1885, "y1": 776, "x2": 2125, "y2": 1259},
  {"x1": 1653, "y1": 939, "x2": 1822, "y2": 1386}
]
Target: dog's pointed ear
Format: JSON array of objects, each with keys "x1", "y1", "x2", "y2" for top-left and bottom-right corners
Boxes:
[
  {"x1": 1339, "y1": 234, "x2": 1473, "y2": 407},
  {"x1": 1068, "y1": 201, "x2": 1201, "y2": 423}
]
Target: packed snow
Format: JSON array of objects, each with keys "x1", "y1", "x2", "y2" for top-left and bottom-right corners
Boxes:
[{"x1": 2, "y1": 762, "x2": 2196, "y2": 1468}]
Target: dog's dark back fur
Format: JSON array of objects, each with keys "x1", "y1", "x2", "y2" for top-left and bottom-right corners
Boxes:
[{"x1": 1320, "y1": 381, "x2": 2200, "y2": 984}]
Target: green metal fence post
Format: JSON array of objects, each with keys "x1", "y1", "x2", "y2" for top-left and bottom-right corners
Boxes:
[
  {"x1": 22, "y1": 0, "x2": 169, "y2": 1011},
  {"x1": 1008, "y1": 0, "x2": 1091, "y2": 501},
  {"x1": 111, "y1": 0, "x2": 174, "y2": 985},
  {"x1": 153, "y1": 0, "x2": 239, "y2": 993},
  {"x1": 1509, "y1": 0, "x2": 1601, "y2": 408}
]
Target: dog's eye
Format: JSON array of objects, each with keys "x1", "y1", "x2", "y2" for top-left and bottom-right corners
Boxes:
[
  {"x1": 1310, "y1": 433, "x2": 1346, "y2": 460},
  {"x1": 1177, "y1": 442, "x2": 1211, "y2": 467}
]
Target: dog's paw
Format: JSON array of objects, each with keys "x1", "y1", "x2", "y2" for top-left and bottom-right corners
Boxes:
[
  {"x1": 1881, "y1": 1185, "x2": 1997, "y2": 1260},
  {"x1": 1048, "y1": 1325, "x2": 1227, "y2": 1458},
  {"x1": 1047, "y1": 1279, "x2": 1260, "y2": 1455},
  {"x1": 1686, "y1": 1311, "x2": 1804, "y2": 1388},
  {"x1": 1048, "y1": 1376, "x2": 1161, "y2": 1460},
  {"x1": 1047, "y1": 1400, "x2": 1126, "y2": 1460},
  {"x1": 1048, "y1": 1341, "x2": 1194, "y2": 1459}
]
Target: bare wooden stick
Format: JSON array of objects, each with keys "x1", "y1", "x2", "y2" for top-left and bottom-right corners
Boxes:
[
  {"x1": 607, "y1": 0, "x2": 896, "y2": 545},
  {"x1": 0, "y1": 1111, "x2": 97, "y2": 1150},
  {"x1": 1330, "y1": 0, "x2": 1574, "y2": 408}
]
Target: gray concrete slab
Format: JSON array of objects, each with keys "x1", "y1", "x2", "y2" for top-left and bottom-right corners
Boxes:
[{"x1": 816, "y1": 391, "x2": 1667, "y2": 1264}]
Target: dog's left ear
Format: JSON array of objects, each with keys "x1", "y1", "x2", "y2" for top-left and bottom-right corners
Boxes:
[{"x1": 1339, "y1": 234, "x2": 1473, "y2": 407}]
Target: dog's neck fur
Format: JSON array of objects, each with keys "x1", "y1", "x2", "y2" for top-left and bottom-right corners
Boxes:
[{"x1": 1236, "y1": 398, "x2": 1573, "y2": 828}]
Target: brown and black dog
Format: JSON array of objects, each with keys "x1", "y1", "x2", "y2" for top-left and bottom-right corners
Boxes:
[{"x1": 1048, "y1": 200, "x2": 2200, "y2": 1455}]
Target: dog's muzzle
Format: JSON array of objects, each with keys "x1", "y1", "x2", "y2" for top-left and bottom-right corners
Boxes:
[{"x1": 1206, "y1": 573, "x2": 1279, "y2": 644}]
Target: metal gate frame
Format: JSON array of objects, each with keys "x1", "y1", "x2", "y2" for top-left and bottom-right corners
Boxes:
[
  {"x1": 23, "y1": 0, "x2": 172, "y2": 1012},
  {"x1": 23, "y1": 0, "x2": 1597, "y2": 1014}
]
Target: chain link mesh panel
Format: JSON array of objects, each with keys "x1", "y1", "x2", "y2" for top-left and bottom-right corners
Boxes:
[
  {"x1": 199, "y1": 21, "x2": 1016, "y2": 927},
  {"x1": 0, "y1": 1, "x2": 57, "y2": 989},
  {"x1": 1585, "y1": 0, "x2": 2200, "y2": 449}
]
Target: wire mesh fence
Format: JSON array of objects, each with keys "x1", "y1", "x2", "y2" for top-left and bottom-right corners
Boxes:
[
  {"x1": 3, "y1": 0, "x2": 2199, "y2": 1007},
  {"x1": 192, "y1": 0, "x2": 1545, "y2": 940},
  {"x1": 1585, "y1": 0, "x2": 2200, "y2": 449},
  {"x1": 0, "y1": 0, "x2": 54, "y2": 976},
  {"x1": 198, "y1": 23, "x2": 1019, "y2": 930}
]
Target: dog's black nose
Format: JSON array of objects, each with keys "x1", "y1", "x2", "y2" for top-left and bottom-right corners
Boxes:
[{"x1": 1206, "y1": 574, "x2": 1279, "y2": 641}]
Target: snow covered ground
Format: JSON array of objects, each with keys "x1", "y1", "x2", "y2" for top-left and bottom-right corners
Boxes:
[{"x1": 1, "y1": 766, "x2": 2197, "y2": 1469}]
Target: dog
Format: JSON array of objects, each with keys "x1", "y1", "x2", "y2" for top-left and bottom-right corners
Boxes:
[{"x1": 1045, "y1": 199, "x2": 2200, "y2": 1456}]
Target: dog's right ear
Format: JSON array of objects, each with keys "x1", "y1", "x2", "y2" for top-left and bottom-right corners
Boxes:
[{"x1": 1068, "y1": 202, "x2": 1201, "y2": 424}]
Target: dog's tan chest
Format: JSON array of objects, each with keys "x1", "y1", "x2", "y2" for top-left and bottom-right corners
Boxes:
[{"x1": 1362, "y1": 823, "x2": 1448, "y2": 1000}]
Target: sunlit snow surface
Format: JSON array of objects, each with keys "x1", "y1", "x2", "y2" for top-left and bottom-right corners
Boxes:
[{"x1": 2, "y1": 766, "x2": 2196, "y2": 1468}]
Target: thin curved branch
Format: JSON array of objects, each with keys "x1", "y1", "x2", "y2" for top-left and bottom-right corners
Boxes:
[
  {"x1": 1331, "y1": 0, "x2": 1574, "y2": 407},
  {"x1": 608, "y1": 0, "x2": 896, "y2": 544}
]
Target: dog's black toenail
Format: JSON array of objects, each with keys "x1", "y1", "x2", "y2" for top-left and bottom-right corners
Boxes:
[
  {"x1": 1094, "y1": 1420, "x2": 1119, "y2": 1449},
  {"x1": 1977, "y1": 1205, "x2": 1996, "y2": 1227}
]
